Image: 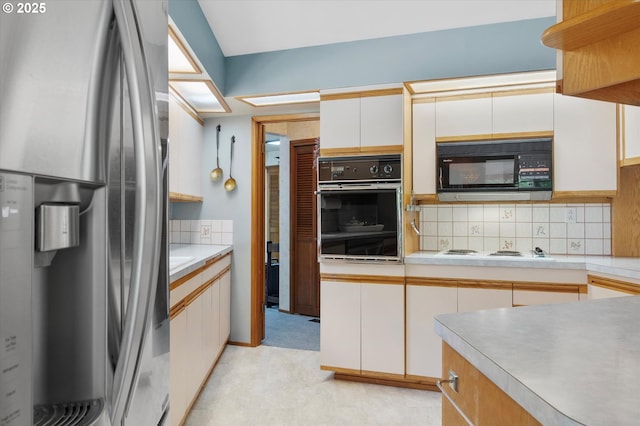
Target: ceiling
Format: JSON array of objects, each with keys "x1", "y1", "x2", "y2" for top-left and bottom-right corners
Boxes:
[{"x1": 198, "y1": 0, "x2": 556, "y2": 57}]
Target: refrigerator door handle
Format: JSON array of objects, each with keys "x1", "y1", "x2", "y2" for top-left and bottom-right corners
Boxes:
[{"x1": 111, "y1": 0, "x2": 163, "y2": 424}]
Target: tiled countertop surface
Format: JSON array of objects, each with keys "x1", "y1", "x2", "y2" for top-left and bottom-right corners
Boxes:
[
  {"x1": 435, "y1": 296, "x2": 640, "y2": 425},
  {"x1": 169, "y1": 243, "x2": 232, "y2": 282},
  {"x1": 405, "y1": 251, "x2": 640, "y2": 282}
]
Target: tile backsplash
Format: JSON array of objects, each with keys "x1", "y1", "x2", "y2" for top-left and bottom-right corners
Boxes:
[
  {"x1": 419, "y1": 203, "x2": 611, "y2": 255},
  {"x1": 170, "y1": 220, "x2": 233, "y2": 245}
]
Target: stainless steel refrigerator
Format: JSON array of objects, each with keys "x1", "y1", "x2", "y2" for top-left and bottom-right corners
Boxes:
[{"x1": 0, "y1": 0, "x2": 169, "y2": 424}]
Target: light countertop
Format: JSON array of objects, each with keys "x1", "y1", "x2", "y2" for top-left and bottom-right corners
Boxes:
[
  {"x1": 435, "y1": 296, "x2": 640, "y2": 425},
  {"x1": 169, "y1": 243, "x2": 232, "y2": 282},
  {"x1": 405, "y1": 251, "x2": 640, "y2": 282}
]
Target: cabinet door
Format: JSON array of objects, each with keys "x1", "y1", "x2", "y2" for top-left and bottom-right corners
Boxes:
[
  {"x1": 320, "y1": 98, "x2": 360, "y2": 150},
  {"x1": 435, "y1": 96, "x2": 492, "y2": 138},
  {"x1": 622, "y1": 104, "x2": 640, "y2": 163},
  {"x1": 185, "y1": 295, "x2": 203, "y2": 403},
  {"x1": 406, "y1": 284, "x2": 457, "y2": 378},
  {"x1": 361, "y1": 283, "x2": 404, "y2": 375},
  {"x1": 457, "y1": 286, "x2": 512, "y2": 313},
  {"x1": 492, "y1": 91, "x2": 554, "y2": 134},
  {"x1": 412, "y1": 100, "x2": 436, "y2": 195},
  {"x1": 170, "y1": 309, "x2": 187, "y2": 426},
  {"x1": 320, "y1": 280, "x2": 360, "y2": 371},
  {"x1": 588, "y1": 284, "x2": 631, "y2": 300},
  {"x1": 360, "y1": 94, "x2": 403, "y2": 147},
  {"x1": 553, "y1": 95, "x2": 617, "y2": 192},
  {"x1": 168, "y1": 96, "x2": 203, "y2": 197},
  {"x1": 219, "y1": 270, "x2": 231, "y2": 347}
]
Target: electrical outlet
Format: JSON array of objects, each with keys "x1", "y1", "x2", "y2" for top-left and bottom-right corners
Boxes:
[{"x1": 566, "y1": 207, "x2": 577, "y2": 224}]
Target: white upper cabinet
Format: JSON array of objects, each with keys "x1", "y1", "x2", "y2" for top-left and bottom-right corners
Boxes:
[
  {"x1": 435, "y1": 95, "x2": 492, "y2": 138},
  {"x1": 319, "y1": 97, "x2": 360, "y2": 151},
  {"x1": 412, "y1": 100, "x2": 437, "y2": 195},
  {"x1": 360, "y1": 94, "x2": 403, "y2": 147},
  {"x1": 553, "y1": 94, "x2": 617, "y2": 193},
  {"x1": 620, "y1": 104, "x2": 640, "y2": 165},
  {"x1": 320, "y1": 90, "x2": 403, "y2": 152},
  {"x1": 492, "y1": 91, "x2": 554, "y2": 134},
  {"x1": 169, "y1": 96, "x2": 203, "y2": 198}
]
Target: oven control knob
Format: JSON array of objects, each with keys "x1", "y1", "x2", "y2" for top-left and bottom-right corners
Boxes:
[
  {"x1": 384, "y1": 164, "x2": 393, "y2": 174},
  {"x1": 369, "y1": 165, "x2": 379, "y2": 174}
]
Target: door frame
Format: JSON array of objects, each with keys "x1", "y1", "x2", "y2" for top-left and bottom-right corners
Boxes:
[{"x1": 250, "y1": 113, "x2": 319, "y2": 346}]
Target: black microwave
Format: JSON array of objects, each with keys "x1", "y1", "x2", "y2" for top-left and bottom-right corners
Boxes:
[{"x1": 436, "y1": 137, "x2": 552, "y2": 201}]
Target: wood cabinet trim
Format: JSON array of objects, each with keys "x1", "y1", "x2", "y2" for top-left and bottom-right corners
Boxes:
[
  {"x1": 541, "y1": 0, "x2": 640, "y2": 51},
  {"x1": 319, "y1": 145, "x2": 403, "y2": 157},
  {"x1": 436, "y1": 131, "x2": 553, "y2": 144},
  {"x1": 169, "y1": 302, "x2": 185, "y2": 320},
  {"x1": 588, "y1": 274, "x2": 640, "y2": 295},
  {"x1": 170, "y1": 252, "x2": 231, "y2": 291},
  {"x1": 405, "y1": 276, "x2": 458, "y2": 288},
  {"x1": 320, "y1": 88, "x2": 403, "y2": 102},
  {"x1": 457, "y1": 280, "x2": 513, "y2": 290},
  {"x1": 513, "y1": 282, "x2": 587, "y2": 294},
  {"x1": 320, "y1": 273, "x2": 405, "y2": 285},
  {"x1": 169, "y1": 192, "x2": 204, "y2": 203}
]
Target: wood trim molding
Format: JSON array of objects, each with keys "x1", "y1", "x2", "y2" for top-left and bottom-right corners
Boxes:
[
  {"x1": 588, "y1": 274, "x2": 640, "y2": 295},
  {"x1": 620, "y1": 157, "x2": 640, "y2": 167},
  {"x1": 491, "y1": 87, "x2": 555, "y2": 97},
  {"x1": 319, "y1": 145, "x2": 404, "y2": 157},
  {"x1": 457, "y1": 280, "x2": 513, "y2": 290},
  {"x1": 169, "y1": 192, "x2": 204, "y2": 203},
  {"x1": 436, "y1": 92, "x2": 492, "y2": 102},
  {"x1": 333, "y1": 372, "x2": 438, "y2": 392},
  {"x1": 320, "y1": 273, "x2": 405, "y2": 285},
  {"x1": 320, "y1": 365, "x2": 360, "y2": 375},
  {"x1": 169, "y1": 303, "x2": 185, "y2": 320},
  {"x1": 405, "y1": 276, "x2": 458, "y2": 288},
  {"x1": 361, "y1": 370, "x2": 405, "y2": 381},
  {"x1": 320, "y1": 88, "x2": 403, "y2": 102},
  {"x1": 513, "y1": 282, "x2": 587, "y2": 294},
  {"x1": 551, "y1": 190, "x2": 616, "y2": 201},
  {"x1": 436, "y1": 131, "x2": 553, "y2": 144},
  {"x1": 169, "y1": 253, "x2": 231, "y2": 291}
]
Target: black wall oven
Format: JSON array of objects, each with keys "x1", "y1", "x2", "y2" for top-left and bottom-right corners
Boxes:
[{"x1": 317, "y1": 155, "x2": 402, "y2": 263}]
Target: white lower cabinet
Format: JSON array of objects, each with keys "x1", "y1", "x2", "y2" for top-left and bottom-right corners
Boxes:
[
  {"x1": 169, "y1": 309, "x2": 187, "y2": 426},
  {"x1": 170, "y1": 254, "x2": 232, "y2": 426},
  {"x1": 361, "y1": 283, "x2": 404, "y2": 375},
  {"x1": 406, "y1": 284, "x2": 457, "y2": 379},
  {"x1": 320, "y1": 280, "x2": 404, "y2": 376},
  {"x1": 320, "y1": 280, "x2": 361, "y2": 371}
]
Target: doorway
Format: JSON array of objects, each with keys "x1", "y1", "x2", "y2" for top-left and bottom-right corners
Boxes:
[{"x1": 249, "y1": 114, "x2": 320, "y2": 346}]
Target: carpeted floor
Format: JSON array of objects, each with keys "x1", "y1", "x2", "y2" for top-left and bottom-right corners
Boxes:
[{"x1": 262, "y1": 307, "x2": 320, "y2": 351}]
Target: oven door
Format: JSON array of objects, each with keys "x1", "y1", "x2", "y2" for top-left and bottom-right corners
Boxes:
[{"x1": 317, "y1": 183, "x2": 402, "y2": 263}]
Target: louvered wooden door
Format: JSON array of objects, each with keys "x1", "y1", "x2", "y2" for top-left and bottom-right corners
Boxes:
[{"x1": 291, "y1": 139, "x2": 319, "y2": 317}]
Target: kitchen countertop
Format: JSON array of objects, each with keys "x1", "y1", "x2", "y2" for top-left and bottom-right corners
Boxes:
[
  {"x1": 169, "y1": 243, "x2": 232, "y2": 282},
  {"x1": 405, "y1": 251, "x2": 640, "y2": 282},
  {"x1": 434, "y1": 296, "x2": 640, "y2": 425}
]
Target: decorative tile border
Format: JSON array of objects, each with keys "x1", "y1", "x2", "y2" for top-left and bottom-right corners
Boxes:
[
  {"x1": 420, "y1": 203, "x2": 611, "y2": 255},
  {"x1": 169, "y1": 219, "x2": 233, "y2": 245}
]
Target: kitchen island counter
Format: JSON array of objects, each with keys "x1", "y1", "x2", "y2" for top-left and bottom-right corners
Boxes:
[
  {"x1": 435, "y1": 296, "x2": 640, "y2": 425},
  {"x1": 169, "y1": 243, "x2": 232, "y2": 282}
]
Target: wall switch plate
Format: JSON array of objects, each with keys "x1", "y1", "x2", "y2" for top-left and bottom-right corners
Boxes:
[{"x1": 566, "y1": 207, "x2": 577, "y2": 224}]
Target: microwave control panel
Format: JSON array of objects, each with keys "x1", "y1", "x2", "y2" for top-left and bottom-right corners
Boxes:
[
  {"x1": 517, "y1": 153, "x2": 552, "y2": 188},
  {"x1": 318, "y1": 155, "x2": 401, "y2": 182}
]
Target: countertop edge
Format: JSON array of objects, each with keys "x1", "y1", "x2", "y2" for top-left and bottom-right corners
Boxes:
[
  {"x1": 434, "y1": 319, "x2": 582, "y2": 426},
  {"x1": 169, "y1": 244, "x2": 233, "y2": 282}
]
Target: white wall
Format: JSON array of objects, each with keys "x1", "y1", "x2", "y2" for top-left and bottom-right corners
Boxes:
[{"x1": 172, "y1": 115, "x2": 253, "y2": 343}]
